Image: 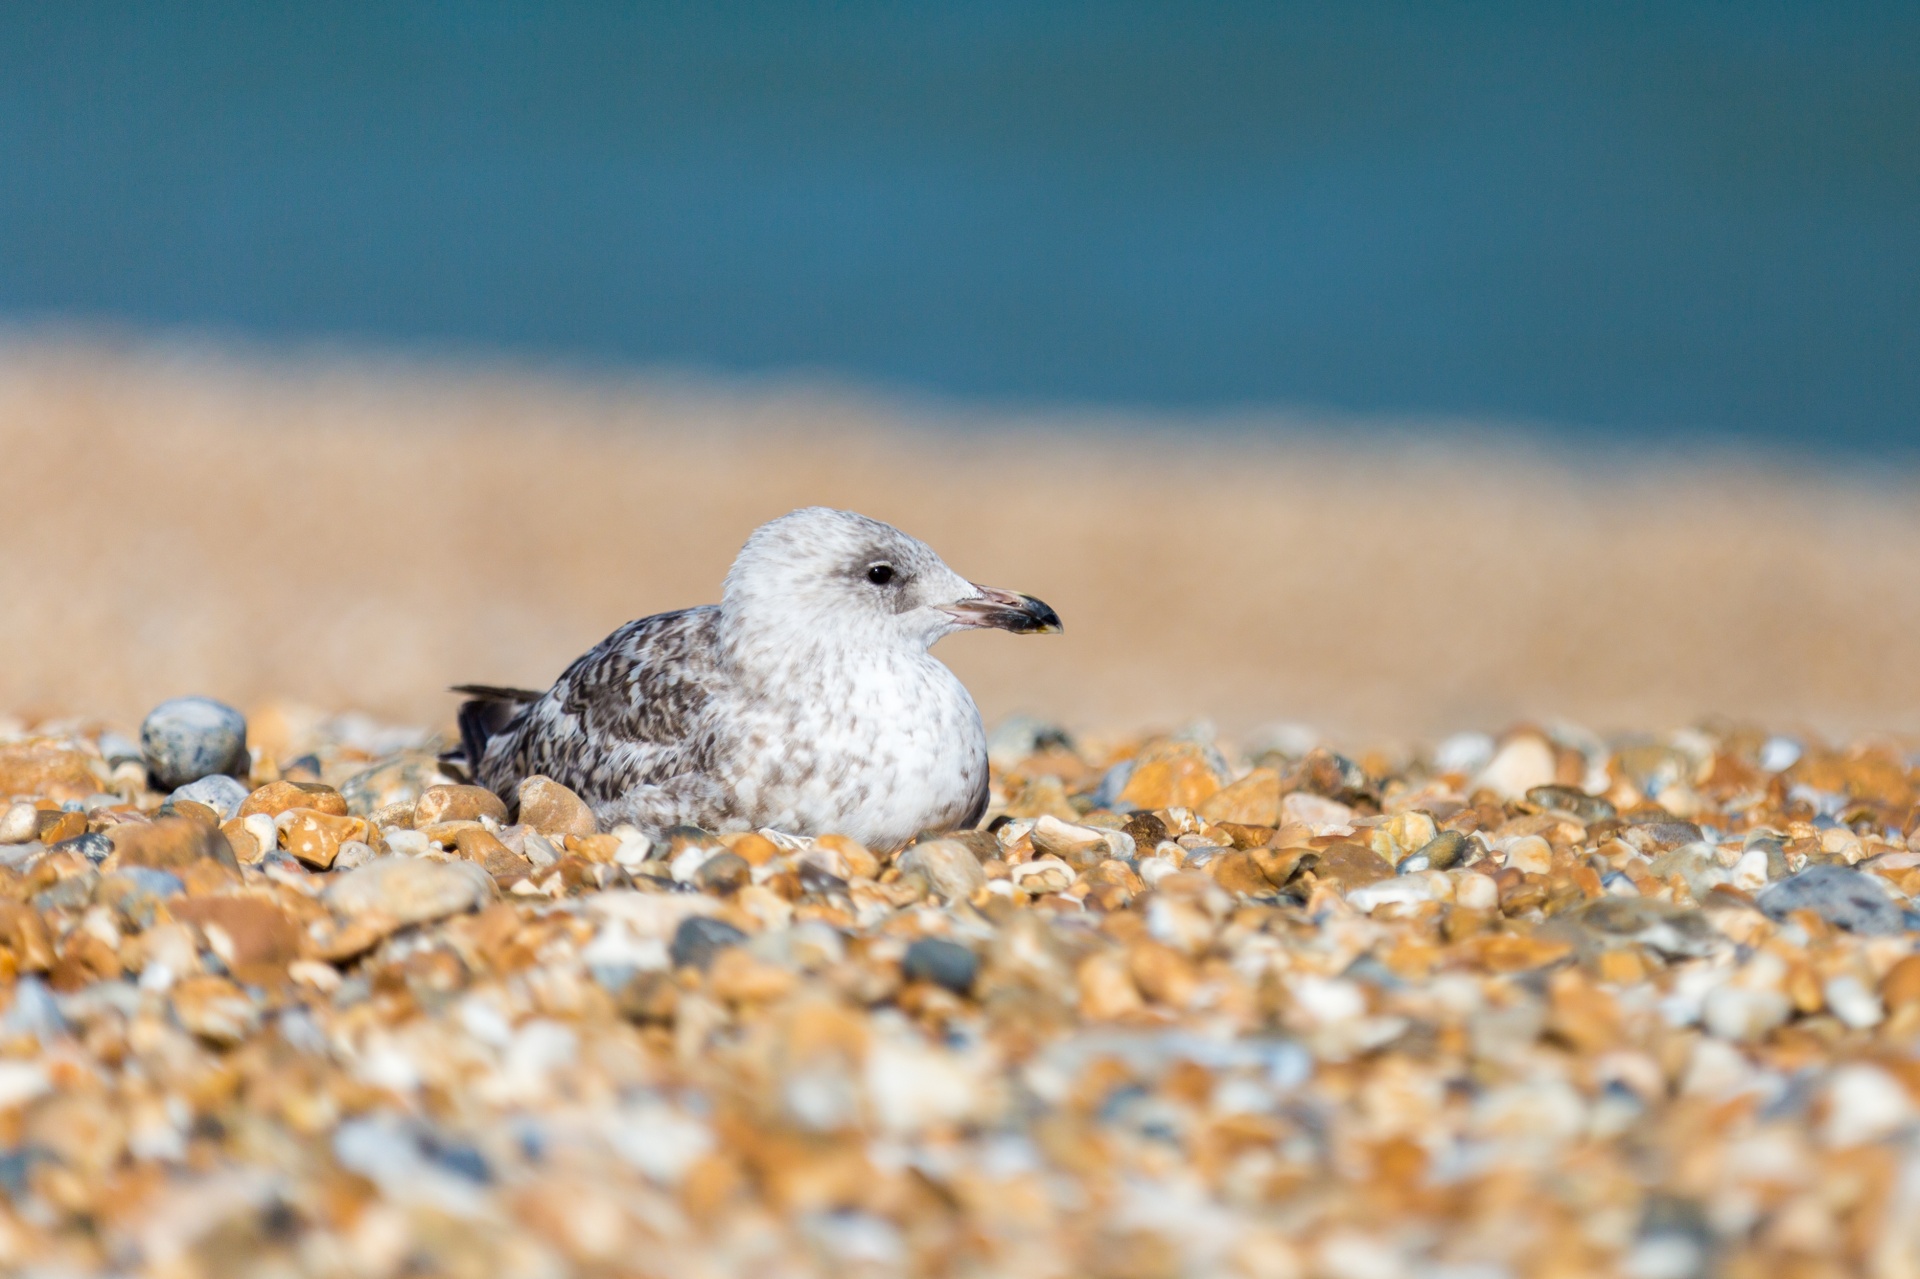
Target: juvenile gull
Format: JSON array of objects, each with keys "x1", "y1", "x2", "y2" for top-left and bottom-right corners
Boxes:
[{"x1": 453, "y1": 507, "x2": 1061, "y2": 849}]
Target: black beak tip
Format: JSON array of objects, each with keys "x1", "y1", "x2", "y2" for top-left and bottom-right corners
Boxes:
[{"x1": 1014, "y1": 596, "x2": 1063, "y2": 634}]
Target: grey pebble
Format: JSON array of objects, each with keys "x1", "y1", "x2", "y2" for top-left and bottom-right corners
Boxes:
[
  {"x1": 1555, "y1": 897, "x2": 1723, "y2": 960},
  {"x1": 96, "y1": 731, "x2": 144, "y2": 767},
  {"x1": 902, "y1": 937, "x2": 979, "y2": 994},
  {"x1": 1757, "y1": 864, "x2": 1906, "y2": 935},
  {"x1": 1090, "y1": 759, "x2": 1137, "y2": 811},
  {"x1": 141, "y1": 697, "x2": 249, "y2": 790},
  {"x1": 670, "y1": 916, "x2": 748, "y2": 971},
  {"x1": 168, "y1": 774, "x2": 251, "y2": 821},
  {"x1": 0, "y1": 977, "x2": 67, "y2": 1042}
]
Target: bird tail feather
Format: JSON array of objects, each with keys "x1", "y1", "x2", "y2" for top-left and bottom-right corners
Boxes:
[{"x1": 444, "y1": 684, "x2": 544, "y2": 784}]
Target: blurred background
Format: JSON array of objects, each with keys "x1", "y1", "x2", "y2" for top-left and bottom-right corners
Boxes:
[{"x1": 1, "y1": 3, "x2": 1917, "y2": 743}]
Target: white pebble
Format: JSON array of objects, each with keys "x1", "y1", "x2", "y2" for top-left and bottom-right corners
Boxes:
[
  {"x1": 1454, "y1": 871, "x2": 1499, "y2": 911},
  {"x1": 1280, "y1": 791, "x2": 1354, "y2": 836},
  {"x1": 1502, "y1": 835, "x2": 1552, "y2": 875},
  {"x1": 1290, "y1": 976, "x2": 1367, "y2": 1026},
  {"x1": 0, "y1": 801, "x2": 37, "y2": 845},
  {"x1": 1136, "y1": 855, "x2": 1181, "y2": 886},
  {"x1": 239, "y1": 812, "x2": 280, "y2": 860},
  {"x1": 1702, "y1": 985, "x2": 1790, "y2": 1043},
  {"x1": 0, "y1": 1062, "x2": 51, "y2": 1110},
  {"x1": 1824, "y1": 1064, "x2": 1914, "y2": 1147},
  {"x1": 609, "y1": 1098, "x2": 714, "y2": 1185},
  {"x1": 1473, "y1": 734, "x2": 1556, "y2": 800},
  {"x1": 669, "y1": 841, "x2": 720, "y2": 884},
  {"x1": 1729, "y1": 848, "x2": 1770, "y2": 892},
  {"x1": 612, "y1": 830, "x2": 653, "y2": 867},
  {"x1": 1824, "y1": 974, "x2": 1885, "y2": 1030},
  {"x1": 383, "y1": 829, "x2": 430, "y2": 857},
  {"x1": 1433, "y1": 731, "x2": 1495, "y2": 776},
  {"x1": 1345, "y1": 876, "x2": 1435, "y2": 913},
  {"x1": 1759, "y1": 736, "x2": 1802, "y2": 773}
]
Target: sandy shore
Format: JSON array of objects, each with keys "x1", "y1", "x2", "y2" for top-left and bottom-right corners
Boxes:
[{"x1": 2, "y1": 335, "x2": 1917, "y2": 746}]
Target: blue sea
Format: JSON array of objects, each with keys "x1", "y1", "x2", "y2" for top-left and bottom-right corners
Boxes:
[{"x1": 1, "y1": 3, "x2": 1915, "y2": 452}]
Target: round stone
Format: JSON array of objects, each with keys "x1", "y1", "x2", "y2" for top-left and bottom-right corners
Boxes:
[
  {"x1": 669, "y1": 916, "x2": 748, "y2": 971},
  {"x1": 168, "y1": 774, "x2": 251, "y2": 821},
  {"x1": 1758, "y1": 864, "x2": 1905, "y2": 935},
  {"x1": 141, "y1": 697, "x2": 249, "y2": 790},
  {"x1": 901, "y1": 937, "x2": 978, "y2": 995}
]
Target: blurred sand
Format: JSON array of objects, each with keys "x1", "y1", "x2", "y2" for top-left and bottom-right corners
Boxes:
[{"x1": 2, "y1": 335, "x2": 1917, "y2": 748}]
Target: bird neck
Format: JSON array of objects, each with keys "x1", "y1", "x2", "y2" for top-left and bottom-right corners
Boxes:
[{"x1": 721, "y1": 622, "x2": 934, "y2": 694}]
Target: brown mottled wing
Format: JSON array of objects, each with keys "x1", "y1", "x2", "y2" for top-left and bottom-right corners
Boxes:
[{"x1": 474, "y1": 607, "x2": 726, "y2": 804}]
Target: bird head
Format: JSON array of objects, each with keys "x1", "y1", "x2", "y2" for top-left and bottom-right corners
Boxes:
[{"x1": 721, "y1": 507, "x2": 1061, "y2": 653}]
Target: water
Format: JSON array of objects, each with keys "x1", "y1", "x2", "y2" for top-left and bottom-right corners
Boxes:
[{"x1": 1, "y1": 2, "x2": 1915, "y2": 451}]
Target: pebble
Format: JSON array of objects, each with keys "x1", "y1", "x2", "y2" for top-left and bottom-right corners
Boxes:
[
  {"x1": 1702, "y1": 984, "x2": 1791, "y2": 1042},
  {"x1": 1648, "y1": 842, "x2": 1726, "y2": 901},
  {"x1": 1030, "y1": 814, "x2": 1109, "y2": 865},
  {"x1": 0, "y1": 739, "x2": 100, "y2": 801},
  {"x1": 1823, "y1": 974, "x2": 1885, "y2": 1029},
  {"x1": 1758, "y1": 864, "x2": 1905, "y2": 934},
  {"x1": 0, "y1": 801, "x2": 37, "y2": 844},
  {"x1": 106, "y1": 816, "x2": 238, "y2": 872},
  {"x1": 1407, "y1": 828, "x2": 1468, "y2": 871},
  {"x1": 1116, "y1": 741, "x2": 1225, "y2": 810},
  {"x1": 515, "y1": 774, "x2": 597, "y2": 839},
  {"x1": 1455, "y1": 870, "x2": 1500, "y2": 911},
  {"x1": 283, "y1": 809, "x2": 369, "y2": 870},
  {"x1": 139, "y1": 696, "x2": 248, "y2": 789},
  {"x1": 324, "y1": 855, "x2": 491, "y2": 925},
  {"x1": 237, "y1": 778, "x2": 350, "y2": 819},
  {"x1": 1197, "y1": 766, "x2": 1282, "y2": 825},
  {"x1": 692, "y1": 850, "x2": 750, "y2": 893},
  {"x1": 897, "y1": 838, "x2": 987, "y2": 903},
  {"x1": 1474, "y1": 732, "x2": 1557, "y2": 800},
  {"x1": 413, "y1": 783, "x2": 509, "y2": 827},
  {"x1": 166, "y1": 773, "x2": 251, "y2": 820},
  {"x1": 1502, "y1": 834, "x2": 1552, "y2": 875},
  {"x1": 1345, "y1": 875, "x2": 1438, "y2": 912},
  {"x1": 169, "y1": 975, "x2": 260, "y2": 1045},
  {"x1": 1433, "y1": 730, "x2": 1496, "y2": 775},
  {"x1": 901, "y1": 937, "x2": 978, "y2": 993},
  {"x1": 1526, "y1": 783, "x2": 1616, "y2": 823},
  {"x1": 670, "y1": 915, "x2": 749, "y2": 970},
  {"x1": 1823, "y1": 1064, "x2": 1914, "y2": 1147},
  {"x1": 1315, "y1": 841, "x2": 1393, "y2": 888},
  {"x1": 1281, "y1": 790, "x2": 1354, "y2": 835}
]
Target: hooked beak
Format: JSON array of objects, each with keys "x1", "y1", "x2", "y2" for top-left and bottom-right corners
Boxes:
[{"x1": 940, "y1": 585, "x2": 1063, "y2": 634}]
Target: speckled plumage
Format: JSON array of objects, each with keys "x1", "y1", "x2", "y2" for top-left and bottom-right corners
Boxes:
[{"x1": 456, "y1": 508, "x2": 1059, "y2": 849}]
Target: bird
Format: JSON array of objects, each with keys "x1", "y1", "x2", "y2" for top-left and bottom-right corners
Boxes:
[{"x1": 451, "y1": 507, "x2": 1061, "y2": 850}]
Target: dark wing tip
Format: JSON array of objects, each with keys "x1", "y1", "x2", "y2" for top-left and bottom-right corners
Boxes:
[
  {"x1": 449, "y1": 684, "x2": 545, "y2": 702},
  {"x1": 450, "y1": 684, "x2": 544, "y2": 780}
]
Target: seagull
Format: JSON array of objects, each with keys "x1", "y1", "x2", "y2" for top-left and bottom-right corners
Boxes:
[{"x1": 452, "y1": 507, "x2": 1061, "y2": 849}]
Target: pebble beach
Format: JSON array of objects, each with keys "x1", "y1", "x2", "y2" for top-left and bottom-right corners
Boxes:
[
  {"x1": 4, "y1": 342, "x2": 1920, "y2": 1277},
  {"x1": 0, "y1": 702, "x2": 1918, "y2": 1278}
]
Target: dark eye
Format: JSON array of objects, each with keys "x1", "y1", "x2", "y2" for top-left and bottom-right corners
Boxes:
[{"x1": 866, "y1": 563, "x2": 895, "y2": 586}]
